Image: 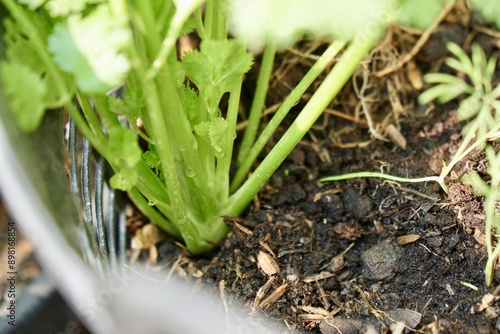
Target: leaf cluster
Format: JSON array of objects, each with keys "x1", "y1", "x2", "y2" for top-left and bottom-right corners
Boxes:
[{"x1": 420, "y1": 42, "x2": 500, "y2": 145}]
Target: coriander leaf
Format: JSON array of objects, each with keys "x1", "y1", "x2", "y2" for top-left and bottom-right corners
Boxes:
[
  {"x1": 109, "y1": 167, "x2": 138, "y2": 191},
  {"x1": 44, "y1": 0, "x2": 105, "y2": 17},
  {"x1": 124, "y1": 89, "x2": 145, "y2": 110},
  {"x1": 0, "y1": 62, "x2": 47, "y2": 133},
  {"x1": 182, "y1": 86, "x2": 199, "y2": 122},
  {"x1": 4, "y1": 17, "x2": 66, "y2": 108},
  {"x1": 194, "y1": 121, "x2": 209, "y2": 139},
  {"x1": 108, "y1": 127, "x2": 142, "y2": 167},
  {"x1": 208, "y1": 117, "x2": 228, "y2": 157},
  {"x1": 108, "y1": 96, "x2": 141, "y2": 120},
  {"x1": 229, "y1": 0, "x2": 395, "y2": 51},
  {"x1": 180, "y1": 17, "x2": 198, "y2": 36},
  {"x1": 470, "y1": 0, "x2": 500, "y2": 29},
  {"x1": 183, "y1": 40, "x2": 252, "y2": 113},
  {"x1": 143, "y1": 150, "x2": 160, "y2": 172},
  {"x1": 18, "y1": 0, "x2": 46, "y2": 10},
  {"x1": 48, "y1": 4, "x2": 131, "y2": 93},
  {"x1": 194, "y1": 117, "x2": 228, "y2": 158},
  {"x1": 397, "y1": 0, "x2": 448, "y2": 29}
]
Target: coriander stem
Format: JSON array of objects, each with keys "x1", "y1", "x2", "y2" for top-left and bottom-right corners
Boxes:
[
  {"x1": 76, "y1": 93, "x2": 107, "y2": 143},
  {"x1": 237, "y1": 43, "x2": 276, "y2": 165},
  {"x1": 139, "y1": 66, "x2": 210, "y2": 253},
  {"x1": 91, "y1": 95, "x2": 121, "y2": 131},
  {"x1": 128, "y1": 188, "x2": 181, "y2": 239},
  {"x1": 149, "y1": 0, "x2": 205, "y2": 78},
  {"x1": 225, "y1": 33, "x2": 381, "y2": 216},
  {"x1": 204, "y1": 0, "x2": 228, "y2": 40},
  {"x1": 131, "y1": 0, "x2": 162, "y2": 56},
  {"x1": 217, "y1": 77, "x2": 243, "y2": 202},
  {"x1": 230, "y1": 40, "x2": 346, "y2": 192}
]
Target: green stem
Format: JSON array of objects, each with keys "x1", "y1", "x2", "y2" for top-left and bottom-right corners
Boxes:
[
  {"x1": 195, "y1": 6, "x2": 205, "y2": 39},
  {"x1": 139, "y1": 66, "x2": 209, "y2": 253},
  {"x1": 438, "y1": 105, "x2": 500, "y2": 192},
  {"x1": 149, "y1": 0, "x2": 205, "y2": 78},
  {"x1": 438, "y1": 121, "x2": 479, "y2": 187},
  {"x1": 230, "y1": 40, "x2": 346, "y2": 192},
  {"x1": 131, "y1": 0, "x2": 162, "y2": 57},
  {"x1": 225, "y1": 34, "x2": 380, "y2": 216},
  {"x1": 237, "y1": 43, "x2": 276, "y2": 165},
  {"x1": 91, "y1": 95, "x2": 121, "y2": 131},
  {"x1": 484, "y1": 156, "x2": 500, "y2": 286},
  {"x1": 216, "y1": 77, "x2": 243, "y2": 202},
  {"x1": 154, "y1": 69, "x2": 210, "y2": 202},
  {"x1": 134, "y1": 159, "x2": 172, "y2": 207},
  {"x1": 128, "y1": 187, "x2": 181, "y2": 239},
  {"x1": 204, "y1": 0, "x2": 228, "y2": 40},
  {"x1": 76, "y1": 93, "x2": 107, "y2": 143}
]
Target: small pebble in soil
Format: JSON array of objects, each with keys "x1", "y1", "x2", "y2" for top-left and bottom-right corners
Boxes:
[
  {"x1": 361, "y1": 241, "x2": 402, "y2": 282},
  {"x1": 342, "y1": 187, "x2": 373, "y2": 219}
]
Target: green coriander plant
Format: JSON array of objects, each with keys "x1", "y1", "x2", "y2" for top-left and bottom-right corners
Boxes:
[{"x1": 0, "y1": 0, "x2": 451, "y2": 254}]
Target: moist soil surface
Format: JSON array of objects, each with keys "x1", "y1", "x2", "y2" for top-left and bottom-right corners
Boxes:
[{"x1": 142, "y1": 8, "x2": 500, "y2": 333}]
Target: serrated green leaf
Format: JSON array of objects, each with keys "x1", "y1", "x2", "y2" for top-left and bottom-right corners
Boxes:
[
  {"x1": 108, "y1": 95, "x2": 140, "y2": 119},
  {"x1": 124, "y1": 89, "x2": 145, "y2": 110},
  {"x1": 109, "y1": 167, "x2": 138, "y2": 191},
  {"x1": 208, "y1": 117, "x2": 228, "y2": 156},
  {"x1": 182, "y1": 86, "x2": 199, "y2": 121},
  {"x1": 183, "y1": 39, "x2": 252, "y2": 113},
  {"x1": 180, "y1": 17, "x2": 198, "y2": 36},
  {"x1": 0, "y1": 62, "x2": 47, "y2": 133},
  {"x1": 194, "y1": 117, "x2": 228, "y2": 157},
  {"x1": 108, "y1": 128, "x2": 142, "y2": 167},
  {"x1": 194, "y1": 121, "x2": 210, "y2": 140},
  {"x1": 397, "y1": 0, "x2": 448, "y2": 29},
  {"x1": 48, "y1": 4, "x2": 131, "y2": 93},
  {"x1": 143, "y1": 150, "x2": 160, "y2": 169}
]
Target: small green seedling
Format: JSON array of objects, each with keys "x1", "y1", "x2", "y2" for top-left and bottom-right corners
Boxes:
[{"x1": 320, "y1": 42, "x2": 500, "y2": 194}]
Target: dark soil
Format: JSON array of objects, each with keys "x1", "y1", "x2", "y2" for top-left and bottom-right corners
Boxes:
[
  {"x1": 149, "y1": 7, "x2": 500, "y2": 333},
  {"x1": 200, "y1": 107, "x2": 493, "y2": 333}
]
